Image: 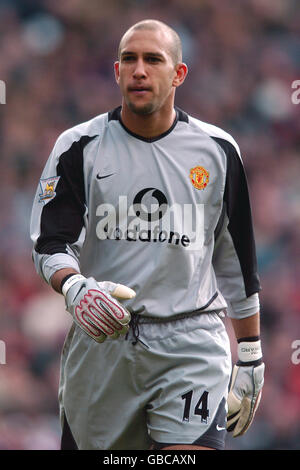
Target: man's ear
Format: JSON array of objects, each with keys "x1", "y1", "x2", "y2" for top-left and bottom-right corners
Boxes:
[
  {"x1": 172, "y1": 62, "x2": 188, "y2": 88},
  {"x1": 114, "y1": 61, "x2": 120, "y2": 84}
]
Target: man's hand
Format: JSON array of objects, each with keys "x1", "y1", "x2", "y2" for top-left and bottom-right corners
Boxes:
[
  {"x1": 62, "y1": 274, "x2": 136, "y2": 343},
  {"x1": 227, "y1": 337, "x2": 265, "y2": 437}
]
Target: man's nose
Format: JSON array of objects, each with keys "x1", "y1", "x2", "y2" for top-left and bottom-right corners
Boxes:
[{"x1": 133, "y1": 59, "x2": 147, "y2": 79}]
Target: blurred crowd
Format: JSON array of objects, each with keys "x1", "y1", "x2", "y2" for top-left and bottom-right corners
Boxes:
[{"x1": 0, "y1": 0, "x2": 299, "y2": 450}]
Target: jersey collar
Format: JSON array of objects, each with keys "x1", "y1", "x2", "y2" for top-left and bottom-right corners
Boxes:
[{"x1": 108, "y1": 106, "x2": 188, "y2": 143}]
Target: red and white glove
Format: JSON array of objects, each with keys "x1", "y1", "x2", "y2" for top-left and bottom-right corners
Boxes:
[
  {"x1": 61, "y1": 274, "x2": 135, "y2": 343},
  {"x1": 227, "y1": 336, "x2": 265, "y2": 437}
]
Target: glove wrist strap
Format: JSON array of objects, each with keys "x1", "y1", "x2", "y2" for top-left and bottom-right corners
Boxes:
[
  {"x1": 237, "y1": 336, "x2": 263, "y2": 364},
  {"x1": 61, "y1": 274, "x2": 85, "y2": 296}
]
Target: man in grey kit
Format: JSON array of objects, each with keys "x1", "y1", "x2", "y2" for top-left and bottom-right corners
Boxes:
[{"x1": 30, "y1": 19, "x2": 265, "y2": 450}]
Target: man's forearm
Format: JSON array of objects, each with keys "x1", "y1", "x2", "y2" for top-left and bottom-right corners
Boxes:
[
  {"x1": 230, "y1": 311, "x2": 263, "y2": 365},
  {"x1": 50, "y1": 268, "x2": 79, "y2": 293},
  {"x1": 230, "y1": 311, "x2": 260, "y2": 341}
]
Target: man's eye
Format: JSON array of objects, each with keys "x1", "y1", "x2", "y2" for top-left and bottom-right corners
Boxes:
[
  {"x1": 122, "y1": 56, "x2": 135, "y2": 62},
  {"x1": 147, "y1": 57, "x2": 161, "y2": 63}
]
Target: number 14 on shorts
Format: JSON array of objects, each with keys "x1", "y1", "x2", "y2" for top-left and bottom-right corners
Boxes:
[{"x1": 181, "y1": 390, "x2": 209, "y2": 423}]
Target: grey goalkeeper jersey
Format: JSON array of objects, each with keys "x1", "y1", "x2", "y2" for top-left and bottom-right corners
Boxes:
[{"x1": 30, "y1": 106, "x2": 261, "y2": 320}]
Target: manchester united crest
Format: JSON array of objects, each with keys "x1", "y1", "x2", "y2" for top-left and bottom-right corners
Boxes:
[{"x1": 189, "y1": 166, "x2": 209, "y2": 190}]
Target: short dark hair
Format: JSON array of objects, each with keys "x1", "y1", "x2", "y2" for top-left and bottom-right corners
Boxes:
[{"x1": 118, "y1": 19, "x2": 182, "y2": 65}]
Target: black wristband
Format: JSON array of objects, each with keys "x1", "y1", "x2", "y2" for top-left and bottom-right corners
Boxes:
[
  {"x1": 60, "y1": 274, "x2": 77, "y2": 293},
  {"x1": 237, "y1": 358, "x2": 263, "y2": 367},
  {"x1": 237, "y1": 335, "x2": 260, "y2": 344}
]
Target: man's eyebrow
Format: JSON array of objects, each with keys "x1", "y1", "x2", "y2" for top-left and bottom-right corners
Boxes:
[
  {"x1": 121, "y1": 51, "x2": 165, "y2": 58},
  {"x1": 120, "y1": 51, "x2": 136, "y2": 57},
  {"x1": 144, "y1": 52, "x2": 165, "y2": 59}
]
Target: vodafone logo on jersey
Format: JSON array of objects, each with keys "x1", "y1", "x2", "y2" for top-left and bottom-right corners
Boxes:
[
  {"x1": 95, "y1": 188, "x2": 204, "y2": 251},
  {"x1": 133, "y1": 188, "x2": 168, "y2": 222}
]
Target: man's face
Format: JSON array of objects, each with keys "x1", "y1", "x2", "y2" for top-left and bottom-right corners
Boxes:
[{"x1": 115, "y1": 29, "x2": 179, "y2": 115}]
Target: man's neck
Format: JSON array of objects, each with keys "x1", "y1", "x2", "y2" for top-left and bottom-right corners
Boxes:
[{"x1": 120, "y1": 102, "x2": 177, "y2": 139}]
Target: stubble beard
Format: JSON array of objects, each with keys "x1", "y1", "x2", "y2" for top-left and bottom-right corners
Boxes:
[{"x1": 126, "y1": 99, "x2": 156, "y2": 116}]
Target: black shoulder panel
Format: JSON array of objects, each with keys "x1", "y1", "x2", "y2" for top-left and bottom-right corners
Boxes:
[
  {"x1": 36, "y1": 135, "x2": 96, "y2": 255},
  {"x1": 211, "y1": 137, "x2": 261, "y2": 297}
]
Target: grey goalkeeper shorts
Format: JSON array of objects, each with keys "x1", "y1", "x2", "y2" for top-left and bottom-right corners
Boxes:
[{"x1": 59, "y1": 311, "x2": 232, "y2": 450}]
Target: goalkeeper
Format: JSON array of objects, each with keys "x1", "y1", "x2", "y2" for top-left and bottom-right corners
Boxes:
[{"x1": 30, "y1": 19, "x2": 264, "y2": 450}]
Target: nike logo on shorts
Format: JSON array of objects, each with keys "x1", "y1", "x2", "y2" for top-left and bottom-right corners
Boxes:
[{"x1": 216, "y1": 425, "x2": 226, "y2": 431}]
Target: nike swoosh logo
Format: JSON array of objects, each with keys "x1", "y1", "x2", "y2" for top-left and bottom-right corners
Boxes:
[
  {"x1": 96, "y1": 173, "x2": 115, "y2": 180},
  {"x1": 216, "y1": 425, "x2": 226, "y2": 431},
  {"x1": 73, "y1": 283, "x2": 86, "y2": 302}
]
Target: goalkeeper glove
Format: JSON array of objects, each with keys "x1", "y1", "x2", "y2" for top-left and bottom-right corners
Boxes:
[
  {"x1": 61, "y1": 274, "x2": 135, "y2": 343},
  {"x1": 227, "y1": 336, "x2": 265, "y2": 437}
]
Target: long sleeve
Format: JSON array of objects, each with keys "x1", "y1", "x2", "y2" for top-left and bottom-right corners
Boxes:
[
  {"x1": 212, "y1": 137, "x2": 261, "y2": 319},
  {"x1": 30, "y1": 132, "x2": 96, "y2": 284}
]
